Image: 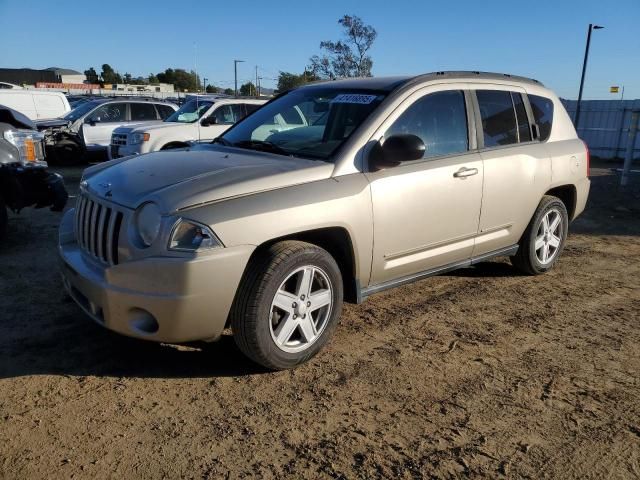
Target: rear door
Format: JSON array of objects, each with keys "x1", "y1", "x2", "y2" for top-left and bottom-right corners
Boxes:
[{"x1": 472, "y1": 87, "x2": 552, "y2": 257}]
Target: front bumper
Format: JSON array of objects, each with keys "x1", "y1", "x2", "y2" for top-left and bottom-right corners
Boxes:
[
  {"x1": 109, "y1": 143, "x2": 143, "y2": 160},
  {"x1": 58, "y1": 209, "x2": 254, "y2": 343}
]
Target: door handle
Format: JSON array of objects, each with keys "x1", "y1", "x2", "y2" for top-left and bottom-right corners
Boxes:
[{"x1": 453, "y1": 167, "x2": 479, "y2": 178}]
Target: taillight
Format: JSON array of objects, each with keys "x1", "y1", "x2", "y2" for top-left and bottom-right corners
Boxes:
[{"x1": 582, "y1": 140, "x2": 590, "y2": 177}]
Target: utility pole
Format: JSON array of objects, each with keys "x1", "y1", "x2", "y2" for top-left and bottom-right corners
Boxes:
[
  {"x1": 255, "y1": 66, "x2": 259, "y2": 97},
  {"x1": 574, "y1": 23, "x2": 604, "y2": 130},
  {"x1": 258, "y1": 76, "x2": 262, "y2": 97},
  {"x1": 234, "y1": 59, "x2": 244, "y2": 97}
]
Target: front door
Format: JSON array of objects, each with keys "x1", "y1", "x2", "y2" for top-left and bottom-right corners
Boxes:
[
  {"x1": 82, "y1": 102, "x2": 128, "y2": 148},
  {"x1": 366, "y1": 88, "x2": 484, "y2": 286}
]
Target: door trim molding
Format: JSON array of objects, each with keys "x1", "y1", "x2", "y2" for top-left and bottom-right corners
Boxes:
[{"x1": 358, "y1": 244, "x2": 519, "y2": 302}]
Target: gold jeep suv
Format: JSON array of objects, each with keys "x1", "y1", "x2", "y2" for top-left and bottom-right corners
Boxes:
[{"x1": 59, "y1": 72, "x2": 590, "y2": 369}]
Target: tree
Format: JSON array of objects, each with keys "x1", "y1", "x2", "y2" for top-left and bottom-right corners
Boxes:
[
  {"x1": 123, "y1": 73, "x2": 133, "y2": 84},
  {"x1": 84, "y1": 67, "x2": 99, "y2": 84},
  {"x1": 223, "y1": 88, "x2": 234, "y2": 96},
  {"x1": 156, "y1": 68, "x2": 200, "y2": 92},
  {"x1": 148, "y1": 74, "x2": 159, "y2": 85},
  {"x1": 276, "y1": 71, "x2": 319, "y2": 93},
  {"x1": 101, "y1": 64, "x2": 122, "y2": 84},
  {"x1": 205, "y1": 84, "x2": 219, "y2": 93},
  {"x1": 309, "y1": 15, "x2": 377, "y2": 79},
  {"x1": 239, "y1": 81, "x2": 256, "y2": 96}
]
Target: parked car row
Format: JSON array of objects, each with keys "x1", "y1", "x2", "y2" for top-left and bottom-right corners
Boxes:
[{"x1": 109, "y1": 96, "x2": 266, "y2": 158}]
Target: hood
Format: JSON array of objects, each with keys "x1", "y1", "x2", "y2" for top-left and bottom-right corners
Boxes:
[
  {"x1": 113, "y1": 120, "x2": 162, "y2": 134},
  {"x1": 34, "y1": 117, "x2": 69, "y2": 131},
  {"x1": 82, "y1": 145, "x2": 334, "y2": 213},
  {"x1": 128, "y1": 121, "x2": 192, "y2": 134}
]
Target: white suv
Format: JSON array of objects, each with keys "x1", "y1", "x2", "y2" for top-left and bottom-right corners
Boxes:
[{"x1": 109, "y1": 96, "x2": 267, "y2": 159}]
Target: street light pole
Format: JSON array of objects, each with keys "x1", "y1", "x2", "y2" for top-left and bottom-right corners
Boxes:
[
  {"x1": 234, "y1": 60, "x2": 244, "y2": 98},
  {"x1": 574, "y1": 23, "x2": 604, "y2": 130}
]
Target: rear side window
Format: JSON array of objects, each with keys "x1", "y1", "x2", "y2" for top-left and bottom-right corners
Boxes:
[
  {"x1": 156, "y1": 104, "x2": 175, "y2": 119},
  {"x1": 476, "y1": 90, "x2": 518, "y2": 147},
  {"x1": 386, "y1": 90, "x2": 469, "y2": 159},
  {"x1": 511, "y1": 93, "x2": 531, "y2": 142},
  {"x1": 528, "y1": 94, "x2": 554, "y2": 141},
  {"x1": 130, "y1": 103, "x2": 158, "y2": 121}
]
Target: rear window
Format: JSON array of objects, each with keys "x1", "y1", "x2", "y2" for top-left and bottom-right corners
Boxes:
[
  {"x1": 528, "y1": 94, "x2": 554, "y2": 141},
  {"x1": 476, "y1": 90, "x2": 518, "y2": 147}
]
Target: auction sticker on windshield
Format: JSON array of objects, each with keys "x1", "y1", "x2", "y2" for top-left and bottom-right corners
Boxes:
[{"x1": 332, "y1": 94, "x2": 379, "y2": 104}]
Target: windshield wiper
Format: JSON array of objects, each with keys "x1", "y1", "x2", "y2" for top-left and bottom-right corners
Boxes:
[{"x1": 232, "y1": 140, "x2": 291, "y2": 157}]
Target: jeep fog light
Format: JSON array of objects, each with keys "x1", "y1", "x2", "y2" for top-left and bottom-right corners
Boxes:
[{"x1": 169, "y1": 219, "x2": 222, "y2": 251}]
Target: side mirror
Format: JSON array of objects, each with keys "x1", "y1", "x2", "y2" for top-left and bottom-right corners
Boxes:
[
  {"x1": 201, "y1": 116, "x2": 217, "y2": 126},
  {"x1": 85, "y1": 116, "x2": 99, "y2": 126},
  {"x1": 369, "y1": 134, "x2": 425, "y2": 171}
]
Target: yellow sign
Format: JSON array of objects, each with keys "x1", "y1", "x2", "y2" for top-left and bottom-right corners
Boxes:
[{"x1": 610, "y1": 86, "x2": 620, "y2": 93}]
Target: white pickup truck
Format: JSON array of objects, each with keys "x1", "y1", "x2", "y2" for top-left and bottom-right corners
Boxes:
[{"x1": 109, "y1": 96, "x2": 268, "y2": 159}]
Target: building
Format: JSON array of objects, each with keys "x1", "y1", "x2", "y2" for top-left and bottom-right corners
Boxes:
[
  {"x1": 44, "y1": 67, "x2": 86, "y2": 84},
  {"x1": 103, "y1": 83, "x2": 175, "y2": 93},
  {"x1": 0, "y1": 67, "x2": 86, "y2": 86}
]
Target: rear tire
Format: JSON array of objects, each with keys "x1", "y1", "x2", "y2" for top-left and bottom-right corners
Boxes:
[
  {"x1": 230, "y1": 241, "x2": 343, "y2": 370},
  {"x1": 511, "y1": 195, "x2": 568, "y2": 275}
]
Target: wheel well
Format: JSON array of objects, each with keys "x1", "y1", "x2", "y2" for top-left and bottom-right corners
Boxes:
[
  {"x1": 255, "y1": 227, "x2": 358, "y2": 304},
  {"x1": 161, "y1": 142, "x2": 189, "y2": 150},
  {"x1": 546, "y1": 185, "x2": 577, "y2": 220}
]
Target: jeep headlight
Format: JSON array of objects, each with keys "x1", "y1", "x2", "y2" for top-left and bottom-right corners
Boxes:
[
  {"x1": 3, "y1": 129, "x2": 47, "y2": 166},
  {"x1": 130, "y1": 132, "x2": 150, "y2": 145},
  {"x1": 135, "y1": 202, "x2": 162, "y2": 247},
  {"x1": 169, "y1": 219, "x2": 222, "y2": 251}
]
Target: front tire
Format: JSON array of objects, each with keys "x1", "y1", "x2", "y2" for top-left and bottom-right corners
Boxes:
[
  {"x1": 511, "y1": 195, "x2": 569, "y2": 275},
  {"x1": 230, "y1": 241, "x2": 343, "y2": 370}
]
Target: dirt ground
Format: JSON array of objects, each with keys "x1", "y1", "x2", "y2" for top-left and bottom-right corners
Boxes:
[{"x1": 1, "y1": 162, "x2": 639, "y2": 479}]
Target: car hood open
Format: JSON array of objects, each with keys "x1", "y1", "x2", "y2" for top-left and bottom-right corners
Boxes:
[{"x1": 82, "y1": 145, "x2": 334, "y2": 213}]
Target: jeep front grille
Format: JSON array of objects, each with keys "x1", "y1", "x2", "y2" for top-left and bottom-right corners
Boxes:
[
  {"x1": 75, "y1": 195, "x2": 123, "y2": 265},
  {"x1": 111, "y1": 133, "x2": 127, "y2": 146}
]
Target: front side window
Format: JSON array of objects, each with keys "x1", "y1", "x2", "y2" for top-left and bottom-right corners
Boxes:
[
  {"x1": 88, "y1": 103, "x2": 127, "y2": 123},
  {"x1": 221, "y1": 88, "x2": 387, "y2": 161},
  {"x1": 210, "y1": 104, "x2": 243, "y2": 125},
  {"x1": 476, "y1": 90, "x2": 518, "y2": 147},
  {"x1": 165, "y1": 99, "x2": 214, "y2": 123},
  {"x1": 528, "y1": 94, "x2": 554, "y2": 141},
  {"x1": 385, "y1": 90, "x2": 469, "y2": 159},
  {"x1": 130, "y1": 103, "x2": 158, "y2": 121}
]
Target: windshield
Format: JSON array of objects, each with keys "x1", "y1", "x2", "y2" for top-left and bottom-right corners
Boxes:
[
  {"x1": 63, "y1": 101, "x2": 101, "y2": 121},
  {"x1": 221, "y1": 88, "x2": 387, "y2": 161},
  {"x1": 165, "y1": 99, "x2": 214, "y2": 123}
]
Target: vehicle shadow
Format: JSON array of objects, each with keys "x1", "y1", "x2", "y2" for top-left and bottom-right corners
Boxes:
[{"x1": 0, "y1": 307, "x2": 270, "y2": 379}]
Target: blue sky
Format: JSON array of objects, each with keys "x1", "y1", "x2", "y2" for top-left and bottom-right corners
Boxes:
[{"x1": 0, "y1": 0, "x2": 637, "y2": 99}]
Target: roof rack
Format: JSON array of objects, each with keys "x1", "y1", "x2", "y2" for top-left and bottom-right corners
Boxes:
[{"x1": 421, "y1": 71, "x2": 543, "y2": 86}]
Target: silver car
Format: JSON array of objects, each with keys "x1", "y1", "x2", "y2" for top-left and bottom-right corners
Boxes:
[{"x1": 59, "y1": 72, "x2": 590, "y2": 369}]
